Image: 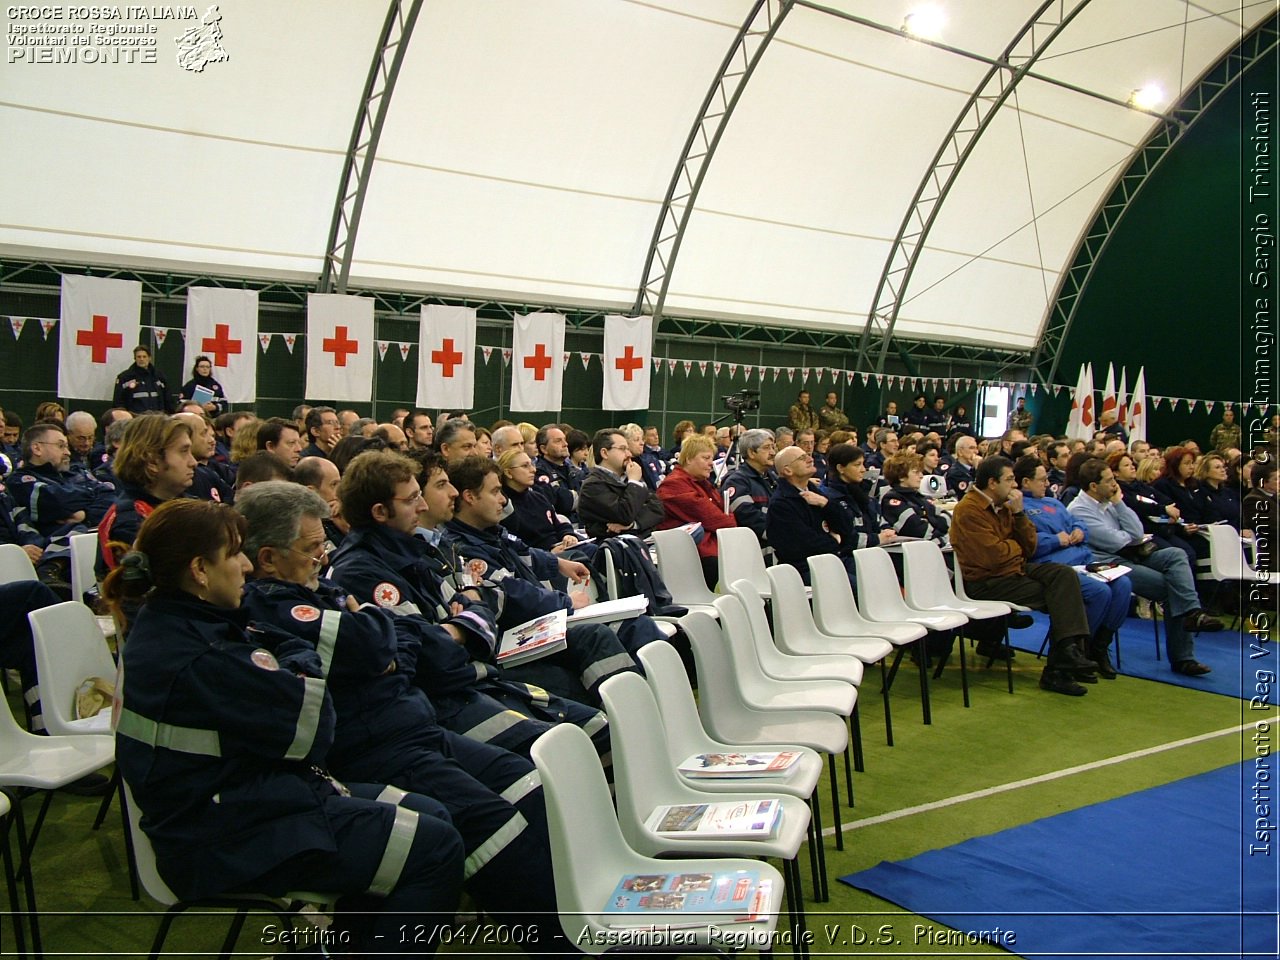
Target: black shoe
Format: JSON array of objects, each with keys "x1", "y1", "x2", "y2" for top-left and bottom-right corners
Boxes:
[
  {"x1": 1054, "y1": 640, "x2": 1098, "y2": 673},
  {"x1": 1007, "y1": 612, "x2": 1035, "y2": 630},
  {"x1": 1172, "y1": 659, "x2": 1212, "y2": 677},
  {"x1": 976, "y1": 640, "x2": 1015, "y2": 662},
  {"x1": 1090, "y1": 651, "x2": 1118, "y2": 679},
  {"x1": 59, "y1": 773, "x2": 112, "y2": 796},
  {"x1": 1039, "y1": 668, "x2": 1087, "y2": 696},
  {"x1": 1186, "y1": 611, "x2": 1224, "y2": 632},
  {"x1": 1071, "y1": 668, "x2": 1099, "y2": 683}
]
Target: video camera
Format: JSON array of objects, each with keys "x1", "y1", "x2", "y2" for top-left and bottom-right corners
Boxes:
[{"x1": 722, "y1": 389, "x2": 760, "y2": 424}]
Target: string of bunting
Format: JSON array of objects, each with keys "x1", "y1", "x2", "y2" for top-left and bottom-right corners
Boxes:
[{"x1": 0, "y1": 315, "x2": 1253, "y2": 413}]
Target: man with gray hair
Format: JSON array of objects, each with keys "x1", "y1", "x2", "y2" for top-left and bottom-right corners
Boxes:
[
  {"x1": 235, "y1": 481, "x2": 564, "y2": 939},
  {"x1": 489, "y1": 424, "x2": 524, "y2": 458},
  {"x1": 436, "y1": 417, "x2": 479, "y2": 463},
  {"x1": 720, "y1": 428, "x2": 778, "y2": 544},
  {"x1": 64, "y1": 411, "x2": 97, "y2": 474}
]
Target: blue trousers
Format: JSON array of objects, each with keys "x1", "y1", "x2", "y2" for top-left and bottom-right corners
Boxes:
[
  {"x1": 1118, "y1": 547, "x2": 1202, "y2": 663},
  {"x1": 1078, "y1": 573, "x2": 1132, "y2": 637}
]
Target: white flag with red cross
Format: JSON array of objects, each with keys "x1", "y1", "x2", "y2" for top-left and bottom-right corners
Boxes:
[
  {"x1": 417, "y1": 305, "x2": 476, "y2": 410},
  {"x1": 184, "y1": 287, "x2": 258, "y2": 403},
  {"x1": 602, "y1": 314, "x2": 652, "y2": 411},
  {"x1": 58, "y1": 275, "x2": 142, "y2": 400},
  {"x1": 306, "y1": 294, "x2": 374, "y2": 402},
  {"x1": 510, "y1": 312, "x2": 565, "y2": 413}
]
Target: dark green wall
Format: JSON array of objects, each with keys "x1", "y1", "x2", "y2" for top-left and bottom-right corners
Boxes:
[{"x1": 1030, "y1": 49, "x2": 1277, "y2": 449}]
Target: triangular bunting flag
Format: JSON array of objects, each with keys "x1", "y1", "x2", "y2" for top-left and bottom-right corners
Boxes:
[
  {"x1": 786, "y1": 368, "x2": 795, "y2": 382},
  {"x1": 846, "y1": 371, "x2": 854, "y2": 384},
  {"x1": 860, "y1": 373, "x2": 869, "y2": 385},
  {"x1": 771, "y1": 367, "x2": 780, "y2": 382},
  {"x1": 580, "y1": 352, "x2": 591, "y2": 370},
  {"x1": 502, "y1": 348, "x2": 512, "y2": 366},
  {"x1": 713, "y1": 362, "x2": 722, "y2": 377},
  {"x1": 744, "y1": 365, "x2": 754, "y2": 380},
  {"x1": 1029, "y1": 383, "x2": 1038, "y2": 394},
  {"x1": 653, "y1": 357, "x2": 662, "y2": 371},
  {"x1": 1204, "y1": 400, "x2": 1215, "y2": 415},
  {"x1": 40, "y1": 319, "x2": 56, "y2": 340},
  {"x1": 399, "y1": 342, "x2": 411, "y2": 361},
  {"x1": 377, "y1": 340, "x2": 390, "y2": 361},
  {"x1": 283, "y1": 334, "x2": 297, "y2": 355},
  {"x1": 563, "y1": 352, "x2": 572, "y2": 370},
  {"x1": 9, "y1": 317, "x2": 25, "y2": 339},
  {"x1": 802, "y1": 368, "x2": 810, "y2": 381},
  {"x1": 258, "y1": 333, "x2": 272, "y2": 352},
  {"x1": 698, "y1": 361, "x2": 708, "y2": 376},
  {"x1": 153, "y1": 328, "x2": 168, "y2": 348},
  {"x1": 482, "y1": 346, "x2": 493, "y2": 364},
  {"x1": 728, "y1": 363, "x2": 738, "y2": 379}
]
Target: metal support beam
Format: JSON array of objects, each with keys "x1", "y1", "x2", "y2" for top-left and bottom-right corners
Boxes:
[
  {"x1": 1031, "y1": 12, "x2": 1280, "y2": 387},
  {"x1": 632, "y1": 0, "x2": 794, "y2": 322},
  {"x1": 853, "y1": 0, "x2": 1094, "y2": 373},
  {"x1": 318, "y1": 0, "x2": 424, "y2": 295}
]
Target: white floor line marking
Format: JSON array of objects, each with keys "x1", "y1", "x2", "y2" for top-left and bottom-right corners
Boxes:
[{"x1": 828, "y1": 721, "x2": 1256, "y2": 837}]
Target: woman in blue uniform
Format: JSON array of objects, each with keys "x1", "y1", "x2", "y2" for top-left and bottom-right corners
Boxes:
[{"x1": 104, "y1": 499, "x2": 465, "y2": 956}]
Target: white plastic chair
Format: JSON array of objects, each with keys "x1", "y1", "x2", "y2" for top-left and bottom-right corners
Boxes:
[
  {"x1": 0, "y1": 686, "x2": 118, "y2": 950},
  {"x1": 530, "y1": 723, "x2": 785, "y2": 954},
  {"x1": 807, "y1": 553, "x2": 925, "y2": 746},
  {"x1": 69, "y1": 531, "x2": 115, "y2": 640},
  {"x1": 717, "y1": 526, "x2": 812, "y2": 599},
  {"x1": 29, "y1": 600, "x2": 117, "y2": 736},
  {"x1": 852, "y1": 547, "x2": 967, "y2": 726},
  {"x1": 601, "y1": 671, "x2": 814, "y2": 930},
  {"x1": 601, "y1": 546, "x2": 679, "y2": 639},
  {"x1": 0, "y1": 544, "x2": 37, "y2": 584},
  {"x1": 122, "y1": 780, "x2": 336, "y2": 959},
  {"x1": 900, "y1": 541, "x2": 1015, "y2": 699},
  {"x1": 636, "y1": 640, "x2": 831, "y2": 897},
  {"x1": 718, "y1": 589, "x2": 866, "y2": 686},
  {"x1": 650, "y1": 528, "x2": 720, "y2": 616},
  {"x1": 679, "y1": 610, "x2": 851, "y2": 852},
  {"x1": 1198, "y1": 525, "x2": 1279, "y2": 628}
]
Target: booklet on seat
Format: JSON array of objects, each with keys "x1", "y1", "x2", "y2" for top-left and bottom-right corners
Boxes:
[
  {"x1": 604, "y1": 869, "x2": 773, "y2": 925},
  {"x1": 646, "y1": 799, "x2": 782, "y2": 840},
  {"x1": 678, "y1": 751, "x2": 801, "y2": 778}
]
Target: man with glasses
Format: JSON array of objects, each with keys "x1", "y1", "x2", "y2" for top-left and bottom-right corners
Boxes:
[
  {"x1": 10, "y1": 421, "x2": 116, "y2": 538},
  {"x1": 235, "y1": 481, "x2": 567, "y2": 946},
  {"x1": 578, "y1": 428, "x2": 666, "y2": 541},
  {"x1": 765, "y1": 444, "x2": 854, "y2": 584},
  {"x1": 721, "y1": 428, "x2": 778, "y2": 545},
  {"x1": 300, "y1": 405, "x2": 341, "y2": 460}
]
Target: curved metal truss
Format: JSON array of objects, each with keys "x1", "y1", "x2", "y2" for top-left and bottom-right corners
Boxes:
[
  {"x1": 1031, "y1": 12, "x2": 1280, "y2": 387},
  {"x1": 631, "y1": 0, "x2": 794, "y2": 320},
  {"x1": 853, "y1": 0, "x2": 1093, "y2": 373},
  {"x1": 318, "y1": 0, "x2": 425, "y2": 295}
]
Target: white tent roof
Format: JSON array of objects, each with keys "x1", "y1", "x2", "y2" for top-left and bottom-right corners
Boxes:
[{"x1": 1, "y1": 0, "x2": 1268, "y2": 350}]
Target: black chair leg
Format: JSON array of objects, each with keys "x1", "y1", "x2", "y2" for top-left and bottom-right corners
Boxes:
[
  {"x1": 916, "y1": 637, "x2": 932, "y2": 725},
  {"x1": 879, "y1": 657, "x2": 894, "y2": 747},
  {"x1": 957, "y1": 629, "x2": 970, "y2": 708},
  {"x1": 827, "y1": 754, "x2": 843, "y2": 852},
  {"x1": 1, "y1": 795, "x2": 29, "y2": 960},
  {"x1": 850, "y1": 706, "x2": 864, "y2": 774}
]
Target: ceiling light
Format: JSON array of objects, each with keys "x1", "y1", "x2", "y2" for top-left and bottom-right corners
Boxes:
[
  {"x1": 1128, "y1": 84, "x2": 1165, "y2": 111},
  {"x1": 902, "y1": 6, "x2": 946, "y2": 41}
]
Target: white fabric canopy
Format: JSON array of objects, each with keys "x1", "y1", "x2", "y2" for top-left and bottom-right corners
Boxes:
[{"x1": 0, "y1": 0, "x2": 1268, "y2": 350}]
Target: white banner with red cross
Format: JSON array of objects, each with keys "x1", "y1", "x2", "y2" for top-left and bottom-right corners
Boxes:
[
  {"x1": 417, "y1": 304, "x2": 476, "y2": 410},
  {"x1": 510, "y1": 312, "x2": 565, "y2": 413},
  {"x1": 184, "y1": 287, "x2": 258, "y2": 403},
  {"x1": 58, "y1": 275, "x2": 142, "y2": 400},
  {"x1": 602, "y1": 314, "x2": 652, "y2": 411},
  {"x1": 306, "y1": 294, "x2": 374, "y2": 403}
]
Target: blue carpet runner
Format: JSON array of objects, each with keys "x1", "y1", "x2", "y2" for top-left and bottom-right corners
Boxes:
[{"x1": 840, "y1": 761, "x2": 1278, "y2": 959}]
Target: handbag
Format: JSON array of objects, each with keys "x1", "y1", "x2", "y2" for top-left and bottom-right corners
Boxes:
[{"x1": 1119, "y1": 536, "x2": 1158, "y2": 562}]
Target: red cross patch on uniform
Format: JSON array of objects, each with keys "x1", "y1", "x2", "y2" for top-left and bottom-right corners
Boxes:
[
  {"x1": 466, "y1": 558, "x2": 488, "y2": 585},
  {"x1": 290, "y1": 604, "x2": 320, "y2": 623},
  {"x1": 888, "y1": 498, "x2": 902, "y2": 506},
  {"x1": 374, "y1": 582, "x2": 401, "y2": 607},
  {"x1": 250, "y1": 649, "x2": 280, "y2": 671}
]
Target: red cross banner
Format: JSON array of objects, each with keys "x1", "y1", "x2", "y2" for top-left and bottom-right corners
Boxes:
[
  {"x1": 602, "y1": 314, "x2": 652, "y2": 411},
  {"x1": 58, "y1": 274, "x2": 142, "y2": 400},
  {"x1": 306, "y1": 294, "x2": 374, "y2": 402},
  {"x1": 184, "y1": 287, "x2": 258, "y2": 403},
  {"x1": 510, "y1": 312, "x2": 565, "y2": 413},
  {"x1": 417, "y1": 305, "x2": 475, "y2": 410}
]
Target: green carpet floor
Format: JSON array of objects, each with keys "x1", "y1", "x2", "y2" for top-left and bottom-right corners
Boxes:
[{"x1": 7, "y1": 634, "x2": 1266, "y2": 957}]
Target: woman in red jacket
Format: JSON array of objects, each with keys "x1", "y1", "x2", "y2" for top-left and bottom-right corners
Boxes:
[{"x1": 656, "y1": 433, "x2": 737, "y2": 588}]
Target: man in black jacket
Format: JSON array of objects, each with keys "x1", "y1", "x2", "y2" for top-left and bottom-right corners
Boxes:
[
  {"x1": 765, "y1": 444, "x2": 854, "y2": 584},
  {"x1": 112, "y1": 345, "x2": 170, "y2": 413},
  {"x1": 577, "y1": 429, "x2": 665, "y2": 540}
]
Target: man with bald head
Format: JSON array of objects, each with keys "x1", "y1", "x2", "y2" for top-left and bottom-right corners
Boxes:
[
  {"x1": 765, "y1": 445, "x2": 855, "y2": 584},
  {"x1": 373, "y1": 422, "x2": 408, "y2": 452},
  {"x1": 490, "y1": 425, "x2": 524, "y2": 458},
  {"x1": 294, "y1": 455, "x2": 347, "y2": 550},
  {"x1": 64, "y1": 411, "x2": 97, "y2": 475}
]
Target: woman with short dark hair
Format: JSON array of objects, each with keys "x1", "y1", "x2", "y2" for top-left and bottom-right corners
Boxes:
[{"x1": 178, "y1": 355, "x2": 229, "y2": 416}]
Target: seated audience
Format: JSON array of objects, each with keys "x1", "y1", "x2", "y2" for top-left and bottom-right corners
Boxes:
[
  {"x1": 766, "y1": 444, "x2": 855, "y2": 584},
  {"x1": 497, "y1": 447, "x2": 579, "y2": 553},
  {"x1": 655, "y1": 433, "x2": 738, "y2": 588},
  {"x1": 578, "y1": 429, "x2": 665, "y2": 541},
  {"x1": 879, "y1": 452, "x2": 950, "y2": 544}
]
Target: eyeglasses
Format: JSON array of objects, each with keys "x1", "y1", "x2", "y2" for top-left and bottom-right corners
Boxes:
[
  {"x1": 35, "y1": 438, "x2": 69, "y2": 449},
  {"x1": 609, "y1": 445, "x2": 629, "y2": 452},
  {"x1": 391, "y1": 491, "x2": 426, "y2": 505},
  {"x1": 286, "y1": 544, "x2": 328, "y2": 570}
]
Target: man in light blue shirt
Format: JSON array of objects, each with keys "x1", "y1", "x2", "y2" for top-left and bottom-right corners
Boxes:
[
  {"x1": 1015, "y1": 456, "x2": 1130, "y2": 680},
  {"x1": 1067, "y1": 459, "x2": 1217, "y2": 676}
]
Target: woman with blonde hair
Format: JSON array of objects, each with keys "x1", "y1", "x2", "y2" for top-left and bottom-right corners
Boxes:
[
  {"x1": 497, "y1": 446, "x2": 579, "y2": 552},
  {"x1": 1193, "y1": 452, "x2": 1247, "y2": 532},
  {"x1": 655, "y1": 433, "x2": 738, "y2": 587},
  {"x1": 229, "y1": 416, "x2": 262, "y2": 463}
]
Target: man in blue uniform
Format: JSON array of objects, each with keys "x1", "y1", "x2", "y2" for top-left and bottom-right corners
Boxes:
[
  {"x1": 236, "y1": 482, "x2": 563, "y2": 943},
  {"x1": 10, "y1": 421, "x2": 115, "y2": 537},
  {"x1": 112, "y1": 345, "x2": 171, "y2": 413},
  {"x1": 327, "y1": 449, "x2": 610, "y2": 758},
  {"x1": 445, "y1": 455, "x2": 648, "y2": 706},
  {"x1": 765, "y1": 444, "x2": 855, "y2": 584},
  {"x1": 721, "y1": 428, "x2": 778, "y2": 548},
  {"x1": 532, "y1": 424, "x2": 578, "y2": 520}
]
